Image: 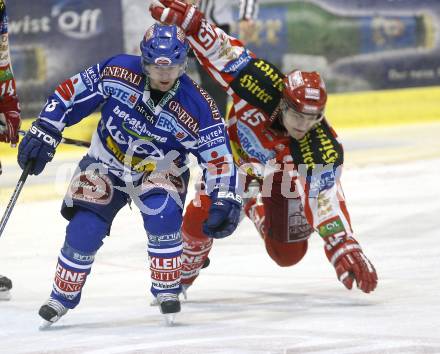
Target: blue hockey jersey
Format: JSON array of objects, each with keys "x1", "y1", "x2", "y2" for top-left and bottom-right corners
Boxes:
[{"x1": 39, "y1": 54, "x2": 239, "y2": 195}]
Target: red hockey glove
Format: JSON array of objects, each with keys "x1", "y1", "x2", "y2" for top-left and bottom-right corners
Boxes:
[
  {"x1": 0, "y1": 95, "x2": 21, "y2": 147},
  {"x1": 324, "y1": 237, "x2": 378, "y2": 293},
  {"x1": 149, "y1": 0, "x2": 204, "y2": 35}
]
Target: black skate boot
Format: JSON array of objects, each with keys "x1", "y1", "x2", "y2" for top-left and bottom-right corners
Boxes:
[
  {"x1": 38, "y1": 298, "x2": 68, "y2": 330},
  {"x1": 0, "y1": 275, "x2": 12, "y2": 301},
  {"x1": 156, "y1": 293, "x2": 180, "y2": 325}
]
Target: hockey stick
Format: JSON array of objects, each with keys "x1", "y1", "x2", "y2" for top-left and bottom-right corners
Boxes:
[
  {"x1": 18, "y1": 130, "x2": 91, "y2": 148},
  {"x1": 0, "y1": 161, "x2": 33, "y2": 239}
]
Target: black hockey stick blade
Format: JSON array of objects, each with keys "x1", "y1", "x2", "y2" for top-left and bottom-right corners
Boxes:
[
  {"x1": 0, "y1": 161, "x2": 33, "y2": 239},
  {"x1": 18, "y1": 130, "x2": 90, "y2": 148}
]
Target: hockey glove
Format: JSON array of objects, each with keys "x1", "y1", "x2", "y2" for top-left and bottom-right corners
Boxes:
[
  {"x1": 17, "y1": 119, "x2": 61, "y2": 175},
  {"x1": 325, "y1": 237, "x2": 378, "y2": 293},
  {"x1": 203, "y1": 191, "x2": 243, "y2": 238},
  {"x1": 0, "y1": 95, "x2": 21, "y2": 146},
  {"x1": 149, "y1": 0, "x2": 204, "y2": 35}
]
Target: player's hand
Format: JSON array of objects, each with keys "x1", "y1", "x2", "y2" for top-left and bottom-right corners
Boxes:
[
  {"x1": 324, "y1": 237, "x2": 378, "y2": 293},
  {"x1": 203, "y1": 191, "x2": 243, "y2": 238},
  {"x1": 149, "y1": 0, "x2": 204, "y2": 35},
  {"x1": 17, "y1": 119, "x2": 61, "y2": 175},
  {"x1": 0, "y1": 95, "x2": 21, "y2": 147}
]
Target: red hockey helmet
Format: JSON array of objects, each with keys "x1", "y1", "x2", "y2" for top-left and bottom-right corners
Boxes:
[{"x1": 282, "y1": 70, "x2": 327, "y2": 115}]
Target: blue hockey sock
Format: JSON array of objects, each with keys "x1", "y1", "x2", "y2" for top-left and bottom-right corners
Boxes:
[
  {"x1": 142, "y1": 194, "x2": 184, "y2": 296},
  {"x1": 50, "y1": 241, "x2": 95, "y2": 309}
]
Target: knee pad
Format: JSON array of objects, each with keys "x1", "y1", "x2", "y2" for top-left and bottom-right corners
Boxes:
[
  {"x1": 65, "y1": 208, "x2": 109, "y2": 253},
  {"x1": 264, "y1": 238, "x2": 308, "y2": 267},
  {"x1": 142, "y1": 194, "x2": 183, "y2": 246}
]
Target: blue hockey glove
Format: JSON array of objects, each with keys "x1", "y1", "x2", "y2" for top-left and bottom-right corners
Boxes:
[
  {"x1": 17, "y1": 119, "x2": 61, "y2": 175},
  {"x1": 203, "y1": 191, "x2": 243, "y2": 239}
]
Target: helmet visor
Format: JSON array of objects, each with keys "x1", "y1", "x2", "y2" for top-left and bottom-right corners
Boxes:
[
  {"x1": 282, "y1": 107, "x2": 323, "y2": 140},
  {"x1": 283, "y1": 107, "x2": 322, "y2": 123}
]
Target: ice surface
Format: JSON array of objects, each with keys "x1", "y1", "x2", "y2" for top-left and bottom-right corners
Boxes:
[{"x1": 1, "y1": 123, "x2": 440, "y2": 354}]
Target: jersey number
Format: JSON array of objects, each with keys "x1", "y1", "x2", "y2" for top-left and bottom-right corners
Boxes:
[{"x1": 242, "y1": 108, "x2": 265, "y2": 126}]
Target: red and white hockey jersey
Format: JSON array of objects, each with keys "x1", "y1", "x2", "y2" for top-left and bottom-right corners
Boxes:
[{"x1": 188, "y1": 20, "x2": 354, "y2": 241}]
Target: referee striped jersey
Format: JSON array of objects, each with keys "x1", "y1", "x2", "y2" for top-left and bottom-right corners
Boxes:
[{"x1": 191, "y1": 0, "x2": 258, "y2": 26}]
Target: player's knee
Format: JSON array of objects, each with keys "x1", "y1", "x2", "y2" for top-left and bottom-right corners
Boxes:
[
  {"x1": 142, "y1": 194, "x2": 183, "y2": 236},
  {"x1": 265, "y1": 238, "x2": 308, "y2": 267},
  {"x1": 65, "y1": 208, "x2": 109, "y2": 253},
  {"x1": 182, "y1": 195, "x2": 211, "y2": 242}
]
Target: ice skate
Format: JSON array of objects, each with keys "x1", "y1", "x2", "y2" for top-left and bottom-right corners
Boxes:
[
  {"x1": 38, "y1": 298, "x2": 68, "y2": 330},
  {"x1": 0, "y1": 276, "x2": 12, "y2": 301},
  {"x1": 156, "y1": 293, "x2": 180, "y2": 326}
]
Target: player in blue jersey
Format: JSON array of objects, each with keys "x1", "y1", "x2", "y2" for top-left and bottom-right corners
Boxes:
[{"x1": 17, "y1": 24, "x2": 242, "y2": 327}]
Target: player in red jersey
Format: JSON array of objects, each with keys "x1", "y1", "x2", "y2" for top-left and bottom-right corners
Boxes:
[
  {"x1": 150, "y1": 0, "x2": 378, "y2": 295},
  {"x1": 0, "y1": 0, "x2": 21, "y2": 301}
]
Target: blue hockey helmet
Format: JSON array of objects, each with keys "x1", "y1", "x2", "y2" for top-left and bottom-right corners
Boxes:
[{"x1": 140, "y1": 24, "x2": 189, "y2": 72}]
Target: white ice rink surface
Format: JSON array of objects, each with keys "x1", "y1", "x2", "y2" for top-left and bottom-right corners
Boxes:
[{"x1": 1, "y1": 123, "x2": 440, "y2": 354}]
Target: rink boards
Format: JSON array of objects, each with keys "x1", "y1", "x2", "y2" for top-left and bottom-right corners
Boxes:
[{"x1": 1, "y1": 86, "x2": 440, "y2": 204}]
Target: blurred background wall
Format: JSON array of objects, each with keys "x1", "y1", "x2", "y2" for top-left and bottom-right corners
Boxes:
[{"x1": 7, "y1": 0, "x2": 440, "y2": 119}]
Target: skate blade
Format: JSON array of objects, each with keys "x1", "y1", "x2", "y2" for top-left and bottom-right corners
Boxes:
[
  {"x1": 163, "y1": 313, "x2": 176, "y2": 326},
  {"x1": 38, "y1": 320, "x2": 54, "y2": 331},
  {"x1": 150, "y1": 298, "x2": 158, "y2": 306},
  {"x1": 0, "y1": 291, "x2": 11, "y2": 301}
]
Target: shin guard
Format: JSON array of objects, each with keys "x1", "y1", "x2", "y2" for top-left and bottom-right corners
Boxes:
[
  {"x1": 148, "y1": 236, "x2": 183, "y2": 297},
  {"x1": 181, "y1": 195, "x2": 213, "y2": 286},
  {"x1": 50, "y1": 242, "x2": 95, "y2": 309}
]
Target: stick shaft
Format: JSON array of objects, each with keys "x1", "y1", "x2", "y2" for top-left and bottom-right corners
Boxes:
[
  {"x1": 0, "y1": 161, "x2": 33, "y2": 238},
  {"x1": 18, "y1": 130, "x2": 90, "y2": 148}
]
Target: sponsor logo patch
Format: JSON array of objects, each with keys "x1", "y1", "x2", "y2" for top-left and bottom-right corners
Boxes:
[
  {"x1": 168, "y1": 100, "x2": 199, "y2": 135},
  {"x1": 150, "y1": 255, "x2": 182, "y2": 284},
  {"x1": 305, "y1": 87, "x2": 320, "y2": 100},
  {"x1": 54, "y1": 263, "x2": 87, "y2": 299},
  {"x1": 103, "y1": 82, "x2": 140, "y2": 108},
  {"x1": 81, "y1": 66, "x2": 100, "y2": 91},
  {"x1": 112, "y1": 105, "x2": 165, "y2": 141},
  {"x1": 237, "y1": 121, "x2": 275, "y2": 163},
  {"x1": 101, "y1": 65, "x2": 142, "y2": 86},
  {"x1": 223, "y1": 50, "x2": 252, "y2": 74},
  {"x1": 133, "y1": 101, "x2": 157, "y2": 125},
  {"x1": 288, "y1": 70, "x2": 305, "y2": 90},
  {"x1": 318, "y1": 216, "x2": 346, "y2": 238},
  {"x1": 56, "y1": 77, "x2": 78, "y2": 101},
  {"x1": 67, "y1": 170, "x2": 113, "y2": 205},
  {"x1": 291, "y1": 121, "x2": 343, "y2": 172},
  {"x1": 155, "y1": 110, "x2": 190, "y2": 141},
  {"x1": 198, "y1": 124, "x2": 226, "y2": 149},
  {"x1": 141, "y1": 171, "x2": 186, "y2": 195},
  {"x1": 154, "y1": 57, "x2": 172, "y2": 65}
]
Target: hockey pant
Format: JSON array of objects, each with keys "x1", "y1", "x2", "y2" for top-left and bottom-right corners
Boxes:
[{"x1": 49, "y1": 157, "x2": 188, "y2": 308}]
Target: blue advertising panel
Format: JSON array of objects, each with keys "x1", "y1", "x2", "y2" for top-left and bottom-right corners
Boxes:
[
  {"x1": 8, "y1": 0, "x2": 124, "y2": 117},
  {"x1": 235, "y1": 0, "x2": 440, "y2": 92}
]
